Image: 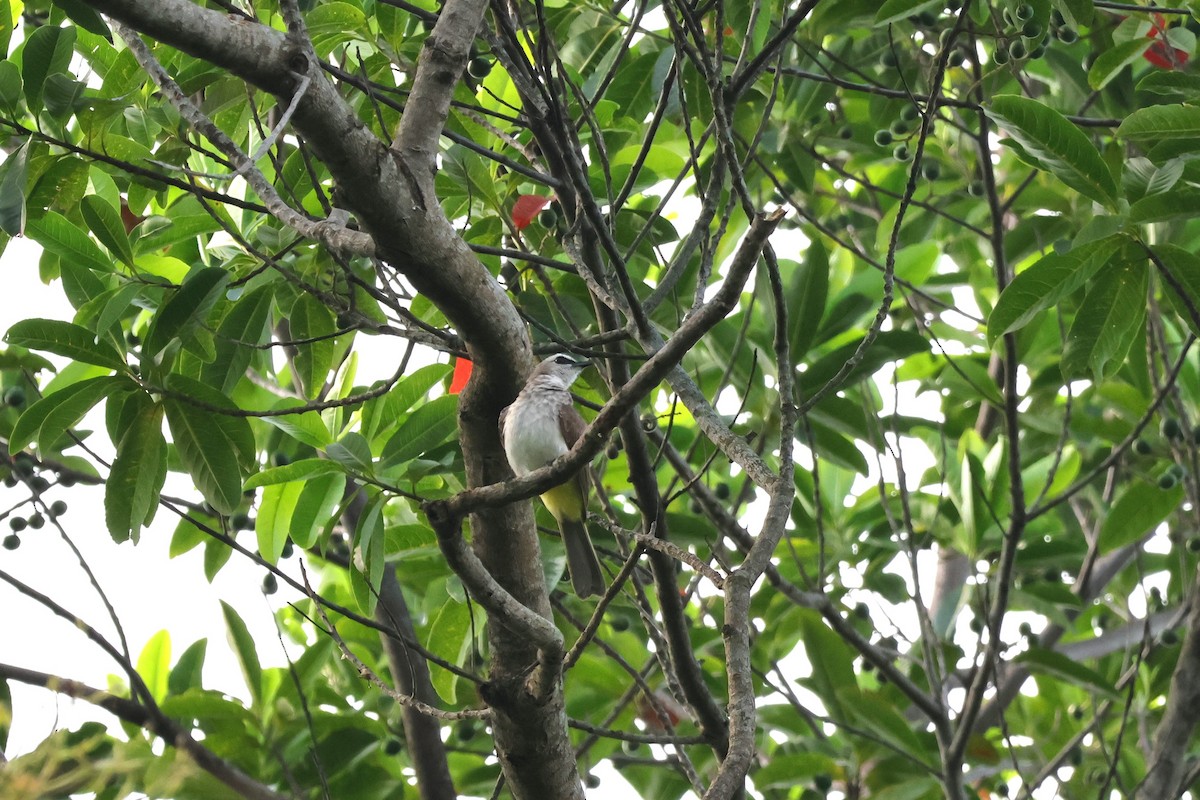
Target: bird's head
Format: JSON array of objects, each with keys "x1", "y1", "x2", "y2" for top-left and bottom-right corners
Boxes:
[{"x1": 531, "y1": 353, "x2": 590, "y2": 388}]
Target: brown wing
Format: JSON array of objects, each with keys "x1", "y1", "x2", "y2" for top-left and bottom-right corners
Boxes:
[{"x1": 559, "y1": 403, "x2": 590, "y2": 501}]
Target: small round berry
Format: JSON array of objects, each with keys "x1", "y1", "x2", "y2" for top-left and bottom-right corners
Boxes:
[
  {"x1": 1008, "y1": 40, "x2": 1027, "y2": 60},
  {"x1": 27, "y1": 513, "x2": 44, "y2": 530},
  {"x1": 1134, "y1": 438, "x2": 1153, "y2": 455},
  {"x1": 873, "y1": 129, "x2": 894, "y2": 147},
  {"x1": 49, "y1": 500, "x2": 67, "y2": 518},
  {"x1": 9, "y1": 517, "x2": 26, "y2": 532},
  {"x1": 2, "y1": 533, "x2": 19, "y2": 550},
  {"x1": 467, "y1": 57, "x2": 493, "y2": 79},
  {"x1": 893, "y1": 143, "x2": 911, "y2": 162},
  {"x1": 262, "y1": 573, "x2": 278, "y2": 595}
]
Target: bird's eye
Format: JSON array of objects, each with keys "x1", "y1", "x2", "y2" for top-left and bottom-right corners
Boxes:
[{"x1": 555, "y1": 355, "x2": 575, "y2": 365}]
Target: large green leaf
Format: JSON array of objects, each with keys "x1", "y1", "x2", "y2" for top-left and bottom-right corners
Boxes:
[
  {"x1": 289, "y1": 293, "x2": 336, "y2": 399},
  {"x1": 351, "y1": 491, "x2": 386, "y2": 614},
  {"x1": 1087, "y1": 39, "x2": 1150, "y2": 91},
  {"x1": 362, "y1": 363, "x2": 451, "y2": 444},
  {"x1": 165, "y1": 374, "x2": 256, "y2": 471},
  {"x1": 875, "y1": 0, "x2": 941, "y2": 25},
  {"x1": 20, "y1": 24, "x2": 75, "y2": 115},
  {"x1": 136, "y1": 630, "x2": 171, "y2": 703},
  {"x1": 51, "y1": 0, "x2": 111, "y2": 39},
  {"x1": 379, "y1": 394, "x2": 459, "y2": 468},
  {"x1": 143, "y1": 266, "x2": 229, "y2": 366},
  {"x1": 427, "y1": 596, "x2": 472, "y2": 705},
  {"x1": 985, "y1": 95, "x2": 1118, "y2": 209},
  {"x1": 25, "y1": 211, "x2": 112, "y2": 273},
  {"x1": 799, "y1": 610, "x2": 859, "y2": 719},
  {"x1": 5, "y1": 318, "x2": 127, "y2": 371},
  {"x1": 163, "y1": 393, "x2": 246, "y2": 516},
  {"x1": 105, "y1": 400, "x2": 167, "y2": 543},
  {"x1": 167, "y1": 638, "x2": 208, "y2": 696},
  {"x1": 290, "y1": 472, "x2": 346, "y2": 549},
  {"x1": 244, "y1": 458, "x2": 345, "y2": 489},
  {"x1": 987, "y1": 235, "x2": 1122, "y2": 343},
  {"x1": 80, "y1": 195, "x2": 133, "y2": 267},
  {"x1": 1061, "y1": 259, "x2": 1147, "y2": 381},
  {"x1": 0, "y1": 138, "x2": 28, "y2": 236},
  {"x1": 220, "y1": 601, "x2": 263, "y2": 706},
  {"x1": 1129, "y1": 186, "x2": 1200, "y2": 224},
  {"x1": 1117, "y1": 104, "x2": 1200, "y2": 142},
  {"x1": 788, "y1": 242, "x2": 829, "y2": 363},
  {"x1": 201, "y1": 285, "x2": 272, "y2": 394},
  {"x1": 9, "y1": 374, "x2": 125, "y2": 452},
  {"x1": 1152, "y1": 244, "x2": 1200, "y2": 337},
  {"x1": 1098, "y1": 479, "x2": 1185, "y2": 553},
  {"x1": 255, "y1": 481, "x2": 304, "y2": 564}
]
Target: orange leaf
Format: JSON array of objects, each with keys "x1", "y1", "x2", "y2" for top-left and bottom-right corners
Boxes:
[
  {"x1": 449, "y1": 357, "x2": 473, "y2": 394},
  {"x1": 511, "y1": 194, "x2": 551, "y2": 230}
]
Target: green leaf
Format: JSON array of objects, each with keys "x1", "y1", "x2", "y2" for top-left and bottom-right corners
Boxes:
[
  {"x1": 81, "y1": 195, "x2": 133, "y2": 267},
  {"x1": 1054, "y1": 0, "x2": 1093, "y2": 26},
  {"x1": 163, "y1": 393, "x2": 246, "y2": 516},
  {"x1": 289, "y1": 293, "x2": 336, "y2": 399},
  {"x1": 1061, "y1": 259, "x2": 1147, "y2": 381},
  {"x1": 1098, "y1": 479, "x2": 1184, "y2": 553},
  {"x1": 1129, "y1": 186, "x2": 1200, "y2": 224},
  {"x1": 327, "y1": 431, "x2": 375, "y2": 473},
  {"x1": 25, "y1": 210, "x2": 112, "y2": 273},
  {"x1": 1153, "y1": 244, "x2": 1200, "y2": 337},
  {"x1": 167, "y1": 639, "x2": 208, "y2": 696},
  {"x1": 1087, "y1": 38, "x2": 1151, "y2": 91},
  {"x1": 875, "y1": 0, "x2": 941, "y2": 25},
  {"x1": 290, "y1": 472, "x2": 346, "y2": 548},
  {"x1": 256, "y1": 481, "x2": 303, "y2": 564},
  {"x1": 987, "y1": 236, "x2": 1122, "y2": 343},
  {"x1": 261, "y1": 409, "x2": 332, "y2": 449},
  {"x1": 362, "y1": 363, "x2": 451, "y2": 443},
  {"x1": 20, "y1": 24, "x2": 75, "y2": 115},
  {"x1": 1136, "y1": 71, "x2": 1200, "y2": 100},
  {"x1": 201, "y1": 285, "x2": 272, "y2": 394},
  {"x1": 799, "y1": 610, "x2": 858, "y2": 718},
  {"x1": 1017, "y1": 647, "x2": 1119, "y2": 698},
  {"x1": 244, "y1": 458, "x2": 344, "y2": 489},
  {"x1": 0, "y1": 138, "x2": 28, "y2": 236},
  {"x1": 351, "y1": 492, "x2": 386, "y2": 614},
  {"x1": 136, "y1": 630, "x2": 171, "y2": 704},
  {"x1": 1117, "y1": 104, "x2": 1200, "y2": 142},
  {"x1": 51, "y1": 0, "x2": 111, "y2": 39},
  {"x1": 427, "y1": 597, "x2": 472, "y2": 704},
  {"x1": 9, "y1": 375, "x2": 125, "y2": 452},
  {"x1": 5, "y1": 318, "x2": 127, "y2": 371},
  {"x1": 105, "y1": 401, "x2": 166, "y2": 543},
  {"x1": 0, "y1": 60, "x2": 22, "y2": 112},
  {"x1": 801, "y1": 330, "x2": 928, "y2": 398},
  {"x1": 379, "y1": 394, "x2": 459, "y2": 468},
  {"x1": 42, "y1": 72, "x2": 83, "y2": 118},
  {"x1": 143, "y1": 266, "x2": 229, "y2": 366},
  {"x1": 984, "y1": 95, "x2": 1119, "y2": 210},
  {"x1": 788, "y1": 242, "x2": 829, "y2": 363},
  {"x1": 220, "y1": 601, "x2": 262, "y2": 706},
  {"x1": 165, "y1": 374, "x2": 256, "y2": 471}
]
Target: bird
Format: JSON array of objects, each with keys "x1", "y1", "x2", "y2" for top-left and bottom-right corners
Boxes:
[{"x1": 499, "y1": 354, "x2": 605, "y2": 597}]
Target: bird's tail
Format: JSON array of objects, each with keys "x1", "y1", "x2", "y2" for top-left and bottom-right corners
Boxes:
[{"x1": 561, "y1": 519, "x2": 604, "y2": 598}]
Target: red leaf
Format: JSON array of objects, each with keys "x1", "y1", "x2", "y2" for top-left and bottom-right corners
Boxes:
[
  {"x1": 449, "y1": 357, "x2": 473, "y2": 394},
  {"x1": 511, "y1": 194, "x2": 551, "y2": 230},
  {"x1": 1143, "y1": 13, "x2": 1189, "y2": 70}
]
